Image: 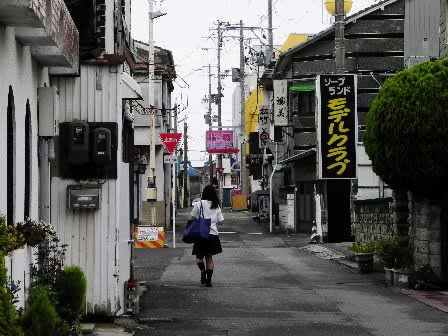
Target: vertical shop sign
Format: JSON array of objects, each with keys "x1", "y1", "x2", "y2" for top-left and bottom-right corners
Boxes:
[
  {"x1": 317, "y1": 74, "x2": 357, "y2": 179},
  {"x1": 258, "y1": 105, "x2": 270, "y2": 148},
  {"x1": 273, "y1": 80, "x2": 288, "y2": 126}
]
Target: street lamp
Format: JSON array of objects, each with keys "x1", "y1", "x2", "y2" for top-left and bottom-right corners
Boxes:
[{"x1": 324, "y1": 0, "x2": 353, "y2": 14}]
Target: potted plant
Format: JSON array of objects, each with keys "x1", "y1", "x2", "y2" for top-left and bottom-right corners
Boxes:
[
  {"x1": 350, "y1": 240, "x2": 376, "y2": 274},
  {"x1": 394, "y1": 236, "x2": 412, "y2": 288},
  {"x1": 16, "y1": 218, "x2": 48, "y2": 247},
  {"x1": 0, "y1": 213, "x2": 25, "y2": 254},
  {"x1": 376, "y1": 237, "x2": 398, "y2": 286}
]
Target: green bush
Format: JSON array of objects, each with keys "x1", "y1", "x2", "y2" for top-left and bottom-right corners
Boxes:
[
  {"x1": 21, "y1": 287, "x2": 61, "y2": 336},
  {"x1": 350, "y1": 240, "x2": 376, "y2": 254},
  {"x1": 55, "y1": 266, "x2": 87, "y2": 324},
  {"x1": 364, "y1": 58, "x2": 448, "y2": 197},
  {"x1": 376, "y1": 237, "x2": 398, "y2": 268},
  {"x1": 0, "y1": 253, "x2": 24, "y2": 336},
  {"x1": 376, "y1": 236, "x2": 411, "y2": 269}
]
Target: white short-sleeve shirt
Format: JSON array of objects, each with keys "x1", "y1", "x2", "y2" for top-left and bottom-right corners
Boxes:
[{"x1": 190, "y1": 200, "x2": 224, "y2": 235}]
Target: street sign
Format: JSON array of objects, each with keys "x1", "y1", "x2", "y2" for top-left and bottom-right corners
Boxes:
[
  {"x1": 160, "y1": 133, "x2": 182, "y2": 154},
  {"x1": 164, "y1": 155, "x2": 177, "y2": 164}
]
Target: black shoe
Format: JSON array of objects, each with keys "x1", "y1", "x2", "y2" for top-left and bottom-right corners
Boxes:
[
  {"x1": 205, "y1": 269, "x2": 213, "y2": 287},
  {"x1": 201, "y1": 271, "x2": 206, "y2": 285}
]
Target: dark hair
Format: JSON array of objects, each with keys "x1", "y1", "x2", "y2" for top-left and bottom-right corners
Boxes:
[{"x1": 201, "y1": 185, "x2": 220, "y2": 209}]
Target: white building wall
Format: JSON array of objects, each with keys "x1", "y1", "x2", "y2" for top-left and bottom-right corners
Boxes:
[
  {"x1": 0, "y1": 25, "x2": 49, "y2": 308},
  {"x1": 51, "y1": 64, "x2": 129, "y2": 315},
  {"x1": 356, "y1": 143, "x2": 392, "y2": 200}
]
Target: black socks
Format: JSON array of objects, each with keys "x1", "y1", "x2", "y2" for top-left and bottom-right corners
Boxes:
[
  {"x1": 197, "y1": 262, "x2": 213, "y2": 287},
  {"x1": 205, "y1": 270, "x2": 213, "y2": 287},
  {"x1": 197, "y1": 262, "x2": 206, "y2": 284}
]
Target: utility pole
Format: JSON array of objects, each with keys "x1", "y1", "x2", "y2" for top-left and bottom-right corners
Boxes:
[
  {"x1": 266, "y1": 0, "x2": 274, "y2": 65},
  {"x1": 217, "y1": 20, "x2": 223, "y2": 171},
  {"x1": 208, "y1": 64, "x2": 213, "y2": 180},
  {"x1": 147, "y1": 0, "x2": 157, "y2": 201},
  {"x1": 240, "y1": 19, "x2": 249, "y2": 198},
  {"x1": 183, "y1": 122, "x2": 189, "y2": 208},
  {"x1": 335, "y1": 0, "x2": 345, "y2": 73}
]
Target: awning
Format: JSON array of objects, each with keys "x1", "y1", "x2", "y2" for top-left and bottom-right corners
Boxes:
[
  {"x1": 121, "y1": 72, "x2": 143, "y2": 100},
  {"x1": 289, "y1": 82, "x2": 315, "y2": 92},
  {"x1": 279, "y1": 148, "x2": 316, "y2": 164}
]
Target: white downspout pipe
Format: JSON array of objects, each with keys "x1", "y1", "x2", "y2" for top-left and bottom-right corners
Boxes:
[{"x1": 269, "y1": 142, "x2": 278, "y2": 233}]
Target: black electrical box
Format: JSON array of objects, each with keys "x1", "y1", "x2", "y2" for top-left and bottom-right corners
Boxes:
[
  {"x1": 67, "y1": 185, "x2": 101, "y2": 210},
  {"x1": 92, "y1": 127, "x2": 112, "y2": 165},
  {"x1": 67, "y1": 121, "x2": 90, "y2": 165},
  {"x1": 59, "y1": 122, "x2": 118, "y2": 179}
]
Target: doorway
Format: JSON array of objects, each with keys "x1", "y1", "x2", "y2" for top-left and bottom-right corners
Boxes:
[{"x1": 326, "y1": 179, "x2": 352, "y2": 243}]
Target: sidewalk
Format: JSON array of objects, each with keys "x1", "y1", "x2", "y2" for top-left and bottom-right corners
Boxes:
[
  {"x1": 81, "y1": 322, "x2": 135, "y2": 336},
  {"x1": 301, "y1": 241, "x2": 448, "y2": 314}
]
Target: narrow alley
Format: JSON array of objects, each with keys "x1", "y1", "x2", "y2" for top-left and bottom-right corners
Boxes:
[{"x1": 132, "y1": 210, "x2": 448, "y2": 336}]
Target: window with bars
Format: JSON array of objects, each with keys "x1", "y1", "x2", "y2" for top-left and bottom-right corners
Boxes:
[{"x1": 289, "y1": 91, "x2": 315, "y2": 118}]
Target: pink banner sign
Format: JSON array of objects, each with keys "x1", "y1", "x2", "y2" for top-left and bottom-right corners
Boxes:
[{"x1": 206, "y1": 130, "x2": 238, "y2": 154}]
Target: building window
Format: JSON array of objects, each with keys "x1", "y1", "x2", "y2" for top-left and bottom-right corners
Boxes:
[
  {"x1": 7, "y1": 86, "x2": 15, "y2": 226},
  {"x1": 289, "y1": 91, "x2": 315, "y2": 118},
  {"x1": 24, "y1": 100, "x2": 31, "y2": 219}
]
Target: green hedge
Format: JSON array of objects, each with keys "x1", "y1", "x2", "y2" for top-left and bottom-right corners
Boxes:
[{"x1": 364, "y1": 58, "x2": 448, "y2": 197}]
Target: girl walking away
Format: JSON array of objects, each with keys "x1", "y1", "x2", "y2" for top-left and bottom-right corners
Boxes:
[{"x1": 190, "y1": 185, "x2": 224, "y2": 287}]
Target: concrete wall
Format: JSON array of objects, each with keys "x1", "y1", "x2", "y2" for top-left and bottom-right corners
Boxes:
[
  {"x1": 51, "y1": 64, "x2": 130, "y2": 315},
  {"x1": 410, "y1": 197, "x2": 443, "y2": 277},
  {"x1": 0, "y1": 25, "x2": 49, "y2": 308},
  {"x1": 441, "y1": 0, "x2": 448, "y2": 57},
  {"x1": 352, "y1": 198, "x2": 395, "y2": 242},
  {"x1": 405, "y1": 0, "x2": 440, "y2": 62}
]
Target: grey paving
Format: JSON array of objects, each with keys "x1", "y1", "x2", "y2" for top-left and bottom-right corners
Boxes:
[{"x1": 132, "y1": 209, "x2": 448, "y2": 336}]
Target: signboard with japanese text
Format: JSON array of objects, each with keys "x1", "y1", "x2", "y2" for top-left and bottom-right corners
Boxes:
[
  {"x1": 317, "y1": 74, "x2": 357, "y2": 179},
  {"x1": 258, "y1": 105, "x2": 270, "y2": 148},
  {"x1": 206, "y1": 130, "x2": 238, "y2": 154},
  {"x1": 273, "y1": 80, "x2": 288, "y2": 126},
  {"x1": 163, "y1": 155, "x2": 177, "y2": 164},
  {"x1": 134, "y1": 226, "x2": 165, "y2": 249}
]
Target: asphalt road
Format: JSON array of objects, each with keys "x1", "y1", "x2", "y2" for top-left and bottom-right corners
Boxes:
[{"x1": 132, "y1": 209, "x2": 448, "y2": 336}]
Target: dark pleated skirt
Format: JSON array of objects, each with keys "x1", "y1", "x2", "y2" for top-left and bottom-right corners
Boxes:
[{"x1": 192, "y1": 234, "x2": 223, "y2": 258}]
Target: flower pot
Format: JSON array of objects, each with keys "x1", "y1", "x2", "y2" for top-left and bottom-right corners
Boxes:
[
  {"x1": 392, "y1": 269, "x2": 400, "y2": 286},
  {"x1": 397, "y1": 270, "x2": 411, "y2": 289},
  {"x1": 384, "y1": 267, "x2": 394, "y2": 286},
  {"x1": 354, "y1": 252, "x2": 374, "y2": 274}
]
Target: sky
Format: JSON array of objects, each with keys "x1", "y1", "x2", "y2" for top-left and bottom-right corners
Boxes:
[{"x1": 131, "y1": 0, "x2": 379, "y2": 165}]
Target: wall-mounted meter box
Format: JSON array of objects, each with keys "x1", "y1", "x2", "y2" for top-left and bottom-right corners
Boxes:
[
  {"x1": 67, "y1": 185, "x2": 101, "y2": 210},
  {"x1": 92, "y1": 127, "x2": 112, "y2": 165},
  {"x1": 38, "y1": 87, "x2": 59, "y2": 137},
  {"x1": 67, "y1": 121, "x2": 90, "y2": 165},
  {"x1": 59, "y1": 122, "x2": 118, "y2": 179}
]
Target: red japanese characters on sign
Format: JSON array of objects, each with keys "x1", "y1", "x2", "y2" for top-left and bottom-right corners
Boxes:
[
  {"x1": 206, "y1": 130, "x2": 239, "y2": 154},
  {"x1": 160, "y1": 133, "x2": 182, "y2": 154}
]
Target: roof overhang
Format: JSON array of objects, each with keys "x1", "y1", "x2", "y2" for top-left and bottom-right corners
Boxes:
[
  {"x1": 121, "y1": 72, "x2": 143, "y2": 100},
  {"x1": 279, "y1": 148, "x2": 316, "y2": 165}
]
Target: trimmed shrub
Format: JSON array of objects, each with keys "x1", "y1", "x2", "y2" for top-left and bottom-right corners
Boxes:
[
  {"x1": 0, "y1": 253, "x2": 24, "y2": 336},
  {"x1": 364, "y1": 58, "x2": 448, "y2": 197},
  {"x1": 55, "y1": 266, "x2": 87, "y2": 323},
  {"x1": 350, "y1": 240, "x2": 376, "y2": 254},
  {"x1": 376, "y1": 237, "x2": 398, "y2": 268},
  {"x1": 21, "y1": 287, "x2": 61, "y2": 336}
]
